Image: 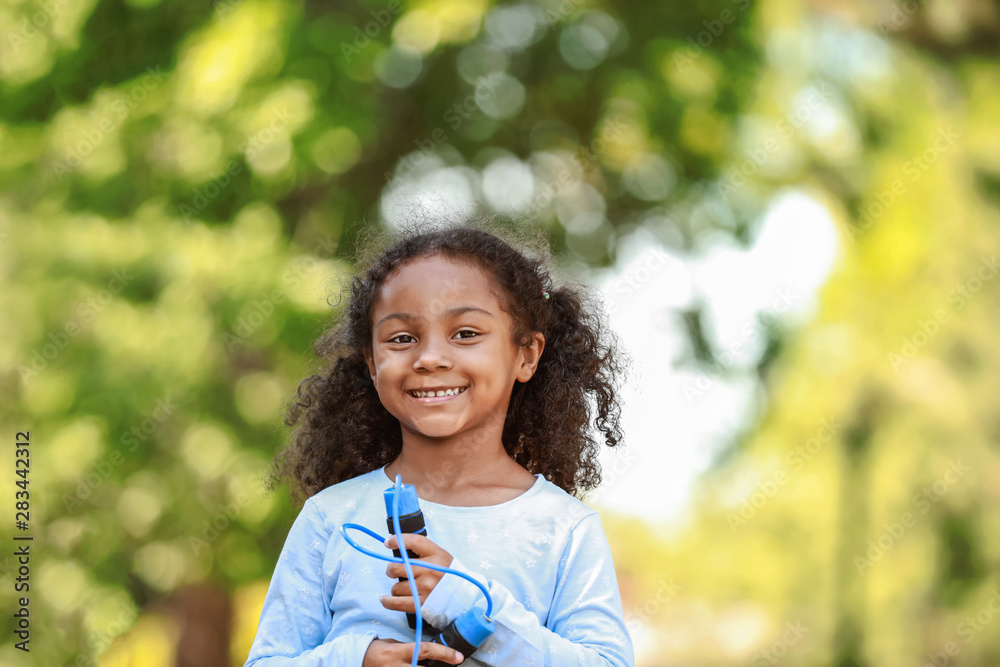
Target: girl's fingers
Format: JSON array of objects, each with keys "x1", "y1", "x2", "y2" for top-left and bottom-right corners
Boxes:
[
  {"x1": 385, "y1": 561, "x2": 420, "y2": 579},
  {"x1": 384, "y1": 532, "x2": 438, "y2": 554},
  {"x1": 408, "y1": 641, "x2": 463, "y2": 665},
  {"x1": 370, "y1": 638, "x2": 462, "y2": 665},
  {"x1": 379, "y1": 594, "x2": 427, "y2": 613},
  {"x1": 390, "y1": 580, "x2": 422, "y2": 597},
  {"x1": 386, "y1": 560, "x2": 440, "y2": 580}
]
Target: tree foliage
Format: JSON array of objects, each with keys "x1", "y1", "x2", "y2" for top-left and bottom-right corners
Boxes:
[{"x1": 1, "y1": 0, "x2": 997, "y2": 665}]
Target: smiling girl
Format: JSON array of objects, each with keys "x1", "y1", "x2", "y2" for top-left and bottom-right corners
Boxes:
[{"x1": 244, "y1": 219, "x2": 634, "y2": 666}]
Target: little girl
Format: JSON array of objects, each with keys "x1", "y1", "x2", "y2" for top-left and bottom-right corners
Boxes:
[{"x1": 244, "y1": 219, "x2": 634, "y2": 666}]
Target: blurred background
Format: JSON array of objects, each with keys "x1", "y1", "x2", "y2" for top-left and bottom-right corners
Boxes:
[{"x1": 1, "y1": 0, "x2": 999, "y2": 665}]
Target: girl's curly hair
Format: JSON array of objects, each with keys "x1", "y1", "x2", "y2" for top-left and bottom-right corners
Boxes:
[{"x1": 266, "y1": 214, "x2": 631, "y2": 506}]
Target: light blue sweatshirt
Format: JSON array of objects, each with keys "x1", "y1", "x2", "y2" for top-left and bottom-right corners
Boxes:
[{"x1": 243, "y1": 464, "x2": 634, "y2": 666}]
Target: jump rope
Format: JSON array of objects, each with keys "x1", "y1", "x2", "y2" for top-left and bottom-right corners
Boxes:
[{"x1": 340, "y1": 474, "x2": 496, "y2": 666}]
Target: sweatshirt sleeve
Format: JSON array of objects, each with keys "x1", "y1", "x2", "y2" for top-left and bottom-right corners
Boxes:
[
  {"x1": 418, "y1": 512, "x2": 634, "y2": 666},
  {"x1": 243, "y1": 497, "x2": 378, "y2": 667}
]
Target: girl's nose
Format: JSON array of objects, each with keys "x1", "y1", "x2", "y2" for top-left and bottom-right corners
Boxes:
[{"x1": 412, "y1": 337, "x2": 452, "y2": 371}]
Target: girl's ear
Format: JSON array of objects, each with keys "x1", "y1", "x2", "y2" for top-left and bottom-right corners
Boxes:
[
  {"x1": 363, "y1": 349, "x2": 377, "y2": 385},
  {"x1": 516, "y1": 332, "x2": 545, "y2": 383}
]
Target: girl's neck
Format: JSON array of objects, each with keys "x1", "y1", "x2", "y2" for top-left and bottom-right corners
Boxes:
[{"x1": 384, "y1": 443, "x2": 535, "y2": 502}]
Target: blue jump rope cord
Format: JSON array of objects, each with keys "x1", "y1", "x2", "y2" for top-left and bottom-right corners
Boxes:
[{"x1": 339, "y1": 474, "x2": 494, "y2": 667}]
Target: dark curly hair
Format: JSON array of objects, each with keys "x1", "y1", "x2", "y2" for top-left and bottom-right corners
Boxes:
[{"x1": 265, "y1": 214, "x2": 631, "y2": 506}]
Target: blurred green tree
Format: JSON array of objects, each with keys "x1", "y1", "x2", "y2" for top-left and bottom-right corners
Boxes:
[{"x1": 0, "y1": 0, "x2": 763, "y2": 664}]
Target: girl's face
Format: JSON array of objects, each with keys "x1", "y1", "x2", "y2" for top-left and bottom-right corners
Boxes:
[{"x1": 363, "y1": 254, "x2": 544, "y2": 443}]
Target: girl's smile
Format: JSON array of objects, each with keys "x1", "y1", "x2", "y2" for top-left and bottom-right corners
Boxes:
[{"x1": 407, "y1": 385, "x2": 469, "y2": 402}]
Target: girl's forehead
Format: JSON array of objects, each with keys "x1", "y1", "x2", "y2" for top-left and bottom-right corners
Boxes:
[
  {"x1": 379, "y1": 256, "x2": 495, "y2": 299},
  {"x1": 371, "y1": 257, "x2": 507, "y2": 322}
]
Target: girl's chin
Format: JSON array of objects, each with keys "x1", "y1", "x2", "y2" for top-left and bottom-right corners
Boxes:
[{"x1": 402, "y1": 422, "x2": 464, "y2": 439}]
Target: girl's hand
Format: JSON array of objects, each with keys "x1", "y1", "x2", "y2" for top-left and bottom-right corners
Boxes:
[
  {"x1": 362, "y1": 638, "x2": 464, "y2": 666},
  {"x1": 381, "y1": 533, "x2": 454, "y2": 613}
]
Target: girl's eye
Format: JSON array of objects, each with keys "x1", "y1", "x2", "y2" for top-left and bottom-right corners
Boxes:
[{"x1": 387, "y1": 331, "x2": 478, "y2": 344}]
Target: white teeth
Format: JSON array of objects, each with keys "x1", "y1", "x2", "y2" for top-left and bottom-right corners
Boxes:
[{"x1": 411, "y1": 387, "x2": 466, "y2": 398}]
